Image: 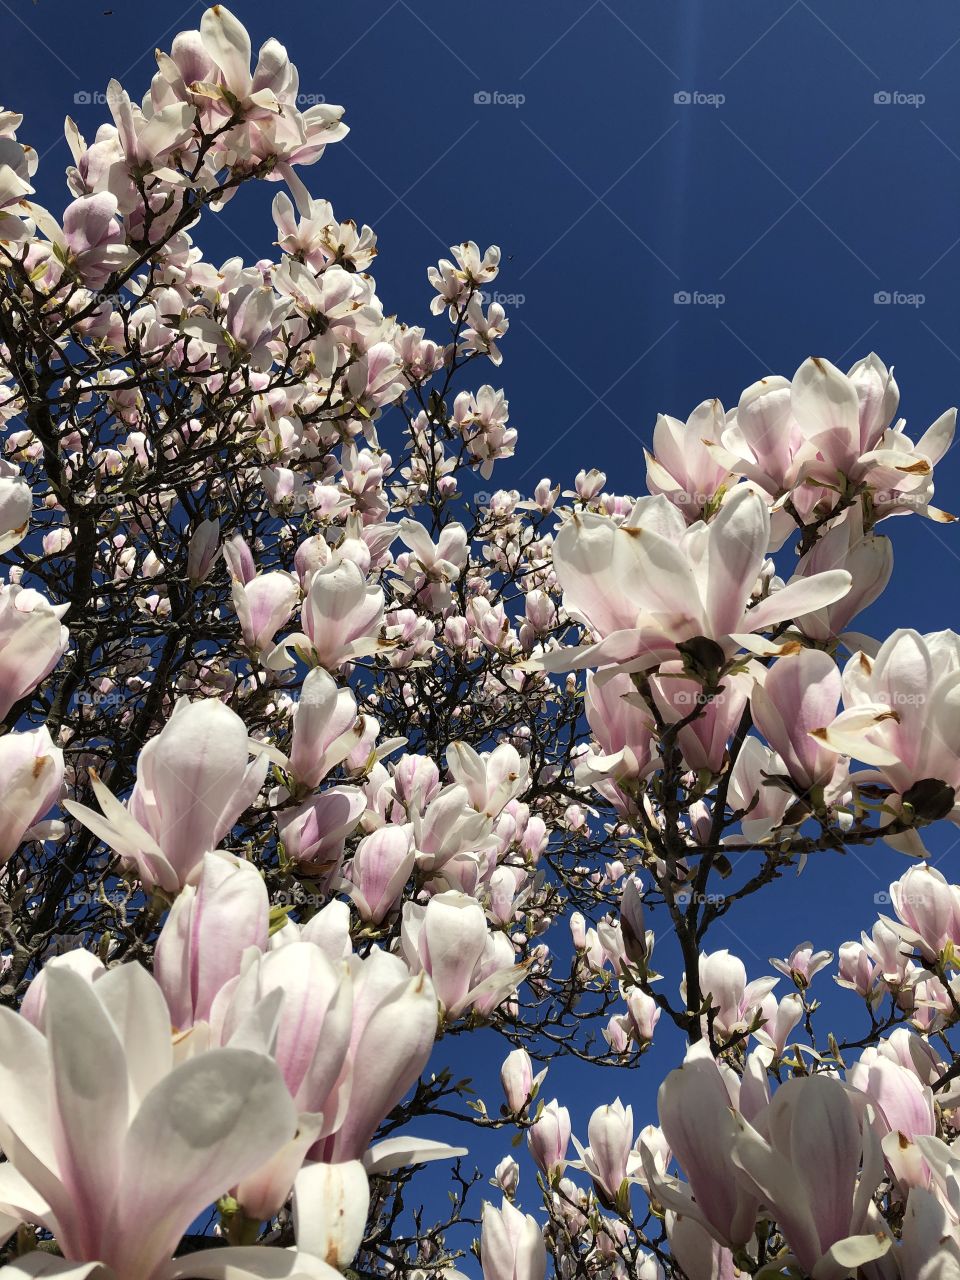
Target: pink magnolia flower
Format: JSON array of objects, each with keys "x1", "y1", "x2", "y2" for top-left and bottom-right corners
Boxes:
[
  {"x1": 64, "y1": 698, "x2": 270, "y2": 891},
  {"x1": 887, "y1": 862, "x2": 960, "y2": 961},
  {"x1": 215, "y1": 941, "x2": 353, "y2": 1131},
  {"x1": 58, "y1": 192, "x2": 133, "y2": 287},
  {"x1": 292, "y1": 1161, "x2": 369, "y2": 1271},
  {"x1": 649, "y1": 663, "x2": 753, "y2": 774},
  {"x1": 543, "y1": 485, "x2": 850, "y2": 674},
  {"x1": 576, "y1": 671, "x2": 657, "y2": 796},
  {"x1": 667, "y1": 1213, "x2": 740, "y2": 1280},
  {"x1": 500, "y1": 1048, "x2": 546, "y2": 1115},
  {"x1": 770, "y1": 941, "x2": 834, "y2": 990},
  {"x1": 691, "y1": 949, "x2": 778, "y2": 1041},
  {"x1": 480, "y1": 1199, "x2": 546, "y2": 1280},
  {"x1": 791, "y1": 355, "x2": 955, "y2": 518},
  {"x1": 732, "y1": 1074, "x2": 890, "y2": 1278},
  {"x1": 646, "y1": 1040, "x2": 760, "y2": 1248},
  {"x1": 644, "y1": 398, "x2": 735, "y2": 521},
  {"x1": 750, "y1": 647, "x2": 847, "y2": 793},
  {"x1": 400, "y1": 890, "x2": 521, "y2": 1019},
  {"x1": 319, "y1": 953, "x2": 438, "y2": 1162},
  {"x1": 0, "y1": 726, "x2": 64, "y2": 864},
  {"x1": 185, "y1": 517, "x2": 220, "y2": 584},
  {"x1": 153, "y1": 851, "x2": 268, "y2": 1032},
  {"x1": 446, "y1": 741, "x2": 529, "y2": 818},
  {"x1": 268, "y1": 557, "x2": 385, "y2": 672},
  {"x1": 286, "y1": 667, "x2": 367, "y2": 792},
  {"x1": 815, "y1": 629, "x2": 960, "y2": 847},
  {"x1": 793, "y1": 507, "x2": 893, "y2": 644},
  {"x1": 395, "y1": 518, "x2": 468, "y2": 611},
  {"x1": 346, "y1": 823, "x2": 416, "y2": 924},
  {"x1": 572, "y1": 1100, "x2": 635, "y2": 1208},
  {"x1": 0, "y1": 963, "x2": 306, "y2": 1280},
  {"x1": 0, "y1": 582, "x2": 70, "y2": 720},
  {"x1": 0, "y1": 460, "x2": 31, "y2": 554},
  {"x1": 527, "y1": 1100, "x2": 571, "y2": 1182},
  {"x1": 231, "y1": 569, "x2": 299, "y2": 657},
  {"x1": 276, "y1": 786, "x2": 366, "y2": 874},
  {"x1": 848, "y1": 1050, "x2": 935, "y2": 1193}
]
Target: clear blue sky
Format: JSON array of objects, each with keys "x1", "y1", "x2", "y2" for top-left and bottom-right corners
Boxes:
[{"x1": 10, "y1": 0, "x2": 960, "y2": 1244}]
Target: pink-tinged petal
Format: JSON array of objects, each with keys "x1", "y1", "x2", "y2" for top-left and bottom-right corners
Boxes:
[
  {"x1": 703, "y1": 487, "x2": 767, "y2": 636},
  {"x1": 745, "y1": 570, "x2": 851, "y2": 633},
  {"x1": 107, "y1": 1049, "x2": 296, "y2": 1278},
  {"x1": 810, "y1": 705, "x2": 901, "y2": 767},
  {"x1": 481, "y1": 1198, "x2": 546, "y2": 1280},
  {"x1": 915, "y1": 407, "x2": 957, "y2": 465},
  {"x1": 791, "y1": 357, "x2": 861, "y2": 470},
  {"x1": 657, "y1": 1042, "x2": 759, "y2": 1247},
  {"x1": 164, "y1": 1248, "x2": 342, "y2": 1279},
  {"x1": 235, "y1": 1112, "x2": 326, "y2": 1221},
  {"x1": 810, "y1": 1233, "x2": 891, "y2": 1280},
  {"x1": 89, "y1": 962, "x2": 173, "y2": 1110},
  {"x1": 0, "y1": 1011, "x2": 67, "y2": 1229},
  {"x1": 293, "y1": 1160, "x2": 369, "y2": 1268},
  {"x1": 199, "y1": 4, "x2": 252, "y2": 94},
  {"x1": 330, "y1": 971, "x2": 438, "y2": 1161},
  {"x1": 419, "y1": 891, "x2": 487, "y2": 1013},
  {"x1": 155, "y1": 852, "x2": 268, "y2": 1030},
  {"x1": 45, "y1": 968, "x2": 129, "y2": 1261},
  {"x1": 750, "y1": 649, "x2": 842, "y2": 788},
  {"x1": 363, "y1": 1136, "x2": 469, "y2": 1175}
]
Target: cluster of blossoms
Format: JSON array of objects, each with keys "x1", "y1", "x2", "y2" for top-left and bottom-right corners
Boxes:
[{"x1": 3, "y1": 6, "x2": 960, "y2": 1280}]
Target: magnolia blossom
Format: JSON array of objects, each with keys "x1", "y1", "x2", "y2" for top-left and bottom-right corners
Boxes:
[
  {"x1": 0, "y1": 963, "x2": 328, "y2": 1280},
  {"x1": 400, "y1": 891, "x2": 522, "y2": 1019},
  {"x1": 816, "y1": 628, "x2": 960, "y2": 847},
  {"x1": 732, "y1": 1075, "x2": 890, "y2": 1278},
  {"x1": 65, "y1": 698, "x2": 270, "y2": 891},
  {"x1": 0, "y1": 583, "x2": 69, "y2": 721},
  {"x1": 542, "y1": 485, "x2": 851, "y2": 674},
  {"x1": 480, "y1": 1199, "x2": 546, "y2": 1280},
  {"x1": 153, "y1": 852, "x2": 268, "y2": 1032},
  {"x1": 571, "y1": 1100, "x2": 635, "y2": 1207},
  {"x1": 0, "y1": 726, "x2": 64, "y2": 864},
  {"x1": 646, "y1": 1041, "x2": 760, "y2": 1248},
  {"x1": 643, "y1": 397, "x2": 734, "y2": 521},
  {"x1": 268, "y1": 557, "x2": 385, "y2": 671}
]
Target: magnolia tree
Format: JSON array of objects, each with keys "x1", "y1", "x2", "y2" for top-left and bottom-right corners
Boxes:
[{"x1": 2, "y1": 8, "x2": 960, "y2": 1280}]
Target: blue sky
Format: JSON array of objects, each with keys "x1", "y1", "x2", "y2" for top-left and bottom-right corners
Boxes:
[{"x1": 11, "y1": 0, "x2": 960, "y2": 1248}]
